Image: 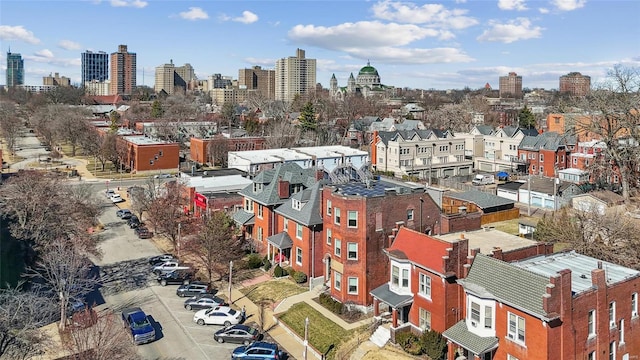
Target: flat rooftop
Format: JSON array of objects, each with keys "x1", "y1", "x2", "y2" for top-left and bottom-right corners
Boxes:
[
  {"x1": 124, "y1": 136, "x2": 175, "y2": 146},
  {"x1": 436, "y1": 228, "x2": 539, "y2": 255},
  {"x1": 229, "y1": 148, "x2": 312, "y2": 163},
  {"x1": 512, "y1": 251, "x2": 640, "y2": 294},
  {"x1": 330, "y1": 178, "x2": 423, "y2": 198},
  {"x1": 293, "y1": 145, "x2": 368, "y2": 158}
]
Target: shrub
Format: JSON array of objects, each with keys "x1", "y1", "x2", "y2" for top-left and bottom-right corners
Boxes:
[
  {"x1": 273, "y1": 264, "x2": 287, "y2": 278},
  {"x1": 395, "y1": 332, "x2": 422, "y2": 355},
  {"x1": 420, "y1": 330, "x2": 447, "y2": 360},
  {"x1": 246, "y1": 254, "x2": 263, "y2": 269},
  {"x1": 318, "y1": 293, "x2": 343, "y2": 314},
  {"x1": 263, "y1": 261, "x2": 271, "y2": 271},
  {"x1": 285, "y1": 267, "x2": 295, "y2": 278},
  {"x1": 292, "y1": 271, "x2": 307, "y2": 284}
]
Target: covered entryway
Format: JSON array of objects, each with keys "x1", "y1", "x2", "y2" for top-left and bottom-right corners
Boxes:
[
  {"x1": 370, "y1": 283, "x2": 413, "y2": 328},
  {"x1": 443, "y1": 321, "x2": 498, "y2": 360},
  {"x1": 266, "y1": 232, "x2": 292, "y2": 268}
]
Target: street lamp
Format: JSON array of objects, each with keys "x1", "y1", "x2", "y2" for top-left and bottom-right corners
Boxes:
[
  {"x1": 419, "y1": 197, "x2": 424, "y2": 233},
  {"x1": 303, "y1": 317, "x2": 310, "y2": 360},
  {"x1": 177, "y1": 223, "x2": 182, "y2": 257},
  {"x1": 228, "y1": 261, "x2": 234, "y2": 304}
]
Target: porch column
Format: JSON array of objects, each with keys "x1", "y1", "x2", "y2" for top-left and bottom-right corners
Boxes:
[
  {"x1": 473, "y1": 355, "x2": 481, "y2": 360},
  {"x1": 392, "y1": 308, "x2": 398, "y2": 328},
  {"x1": 267, "y1": 243, "x2": 271, "y2": 260},
  {"x1": 373, "y1": 299, "x2": 380, "y2": 317},
  {"x1": 447, "y1": 341, "x2": 456, "y2": 360}
]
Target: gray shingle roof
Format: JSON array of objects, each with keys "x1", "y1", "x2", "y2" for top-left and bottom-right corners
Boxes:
[
  {"x1": 446, "y1": 190, "x2": 515, "y2": 209},
  {"x1": 232, "y1": 210, "x2": 254, "y2": 226},
  {"x1": 459, "y1": 254, "x2": 552, "y2": 319},
  {"x1": 442, "y1": 320, "x2": 499, "y2": 356},
  {"x1": 474, "y1": 125, "x2": 494, "y2": 135},
  {"x1": 519, "y1": 132, "x2": 568, "y2": 151},
  {"x1": 239, "y1": 163, "x2": 320, "y2": 206},
  {"x1": 266, "y1": 232, "x2": 293, "y2": 250},
  {"x1": 370, "y1": 283, "x2": 413, "y2": 308},
  {"x1": 375, "y1": 129, "x2": 446, "y2": 146},
  {"x1": 275, "y1": 182, "x2": 324, "y2": 226}
]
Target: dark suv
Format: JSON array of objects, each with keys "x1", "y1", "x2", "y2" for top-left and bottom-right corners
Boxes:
[
  {"x1": 176, "y1": 282, "x2": 211, "y2": 297},
  {"x1": 231, "y1": 341, "x2": 283, "y2": 359},
  {"x1": 157, "y1": 270, "x2": 193, "y2": 286},
  {"x1": 128, "y1": 215, "x2": 141, "y2": 228}
]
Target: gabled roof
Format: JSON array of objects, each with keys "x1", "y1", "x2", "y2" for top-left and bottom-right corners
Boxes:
[
  {"x1": 385, "y1": 227, "x2": 452, "y2": 274},
  {"x1": 473, "y1": 125, "x2": 494, "y2": 135},
  {"x1": 392, "y1": 119, "x2": 423, "y2": 131},
  {"x1": 266, "y1": 232, "x2": 293, "y2": 250},
  {"x1": 445, "y1": 190, "x2": 515, "y2": 209},
  {"x1": 459, "y1": 254, "x2": 553, "y2": 320},
  {"x1": 238, "y1": 163, "x2": 319, "y2": 206},
  {"x1": 375, "y1": 129, "x2": 447, "y2": 146},
  {"x1": 519, "y1": 132, "x2": 568, "y2": 151},
  {"x1": 275, "y1": 182, "x2": 324, "y2": 227},
  {"x1": 442, "y1": 321, "x2": 499, "y2": 356}
]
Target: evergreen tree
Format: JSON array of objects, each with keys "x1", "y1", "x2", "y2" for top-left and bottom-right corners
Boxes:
[
  {"x1": 150, "y1": 100, "x2": 164, "y2": 118},
  {"x1": 518, "y1": 106, "x2": 536, "y2": 128},
  {"x1": 299, "y1": 101, "x2": 317, "y2": 132}
]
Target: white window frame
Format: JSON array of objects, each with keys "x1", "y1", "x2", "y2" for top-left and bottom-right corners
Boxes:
[
  {"x1": 296, "y1": 247, "x2": 302, "y2": 265},
  {"x1": 391, "y1": 266, "x2": 399, "y2": 286},
  {"x1": 401, "y1": 268, "x2": 409, "y2": 288},
  {"x1": 419, "y1": 308, "x2": 431, "y2": 331},
  {"x1": 620, "y1": 319, "x2": 625, "y2": 344},
  {"x1": 347, "y1": 242, "x2": 358, "y2": 260},
  {"x1": 327, "y1": 200, "x2": 332, "y2": 216},
  {"x1": 334, "y1": 207, "x2": 341, "y2": 225},
  {"x1": 507, "y1": 355, "x2": 520, "y2": 360},
  {"x1": 609, "y1": 301, "x2": 616, "y2": 328},
  {"x1": 609, "y1": 341, "x2": 616, "y2": 360},
  {"x1": 334, "y1": 238, "x2": 341, "y2": 257},
  {"x1": 347, "y1": 277, "x2": 358, "y2": 294},
  {"x1": 257, "y1": 204, "x2": 264, "y2": 218},
  {"x1": 334, "y1": 272, "x2": 342, "y2": 291},
  {"x1": 326, "y1": 228, "x2": 332, "y2": 245},
  {"x1": 418, "y1": 273, "x2": 431, "y2": 299},
  {"x1": 484, "y1": 306, "x2": 493, "y2": 329},
  {"x1": 507, "y1": 312, "x2": 525, "y2": 344},
  {"x1": 407, "y1": 209, "x2": 414, "y2": 221},
  {"x1": 257, "y1": 226, "x2": 263, "y2": 242},
  {"x1": 471, "y1": 302, "x2": 481, "y2": 323},
  {"x1": 347, "y1": 211, "x2": 358, "y2": 228},
  {"x1": 632, "y1": 292, "x2": 638, "y2": 318},
  {"x1": 588, "y1": 309, "x2": 596, "y2": 337},
  {"x1": 588, "y1": 351, "x2": 595, "y2": 360},
  {"x1": 283, "y1": 218, "x2": 288, "y2": 231},
  {"x1": 296, "y1": 223, "x2": 303, "y2": 239}
]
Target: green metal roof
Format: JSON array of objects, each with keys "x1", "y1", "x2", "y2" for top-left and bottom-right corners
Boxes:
[{"x1": 442, "y1": 320, "x2": 499, "y2": 355}]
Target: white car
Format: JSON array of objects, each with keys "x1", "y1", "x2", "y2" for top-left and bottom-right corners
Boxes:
[
  {"x1": 110, "y1": 194, "x2": 124, "y2": 203},
  {"x1": 152, "y1": 261, "x2": 189, "y2": 274},
  {"x1": 192, "y1": 306, "x2": 242, "y2": 326},
  {"x1": 106, "y1": 189, "x2": 116, "y2": 198}
]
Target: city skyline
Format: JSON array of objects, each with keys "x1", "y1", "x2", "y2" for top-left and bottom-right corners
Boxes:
[{"x1": 1, "y1": 0, "x2": 638, "y2": 90}]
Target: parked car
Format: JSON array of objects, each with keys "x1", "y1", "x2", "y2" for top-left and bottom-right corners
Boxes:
[
  {"x1": 176, "y1": 281, "x2": 210, "y2": 297},
  {"x1": 472, "y1": 174, "x2": 495, "y2": 186},
  {"x1": 214, "y1": 324, "x2": 261, "y2": 345},
  {"x1": 135, "y1": 227, "x2": 153, "y2": 239},
  {"x1": 128, "y1": 215, "x2": 142, "y2": 229},
  {"x1": 231, "y1": 341, "x2": 283, "y2": 359},
  {"x1": 121, "y1": 307, "x2": 155, "y2": 345},
  {"x1": 148, "y1": 254, "x2": 175, "y2": 266},
  {"x1": 157, "y1": 269, "x2": 193, "y2": 286},
  {"x1": 192, "y1": 306, "x2": 242, "y2": 326},
  {"x1": 184, "y1": 294, "x2": 227, "y2": 311},
  {"x1": 116, "y1": 209, "x2": 132, "y2": 219},
  {"x1": 105, "y1": 189, "x2": 116, "y2": 198},
  {"x1": 110, "y1": 194, "x2": 124, "y2": 203},
  {"x1": 153, "y1": 261, "x2": 190, "y2": 275},
  {"x1": 154, "y1": 173, "x2": 173, "y2": 179}
]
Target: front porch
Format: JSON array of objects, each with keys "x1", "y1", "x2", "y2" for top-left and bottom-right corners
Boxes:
[
  {"x1": 266, "y1": 232, "x2": 292, "y2": 268},
  {"x1": 442, "y1": 320, "x2": 498, "y2": 360},
  {"x1": 370, "y1": 283, "x2": 415, "y2": 343}
]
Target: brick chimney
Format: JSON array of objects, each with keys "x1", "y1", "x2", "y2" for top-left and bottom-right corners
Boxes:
[
  {"x1": 491, "y1": 247, "x2": 503, "y2": 261},
  {"x1": 278, "y1": 180, "x2": 290, "y2": 199},
  {"x1": 316, "y1": 169, "x2": 324, "y2": 181}
]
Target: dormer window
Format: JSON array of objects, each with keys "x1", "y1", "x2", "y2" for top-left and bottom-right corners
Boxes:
[
  {"x1": 253, "y1": 183, "x2": 263, "y2": 193},
  {"x1": 292, "y1": 199, "x2": 302, "y2": 211}
]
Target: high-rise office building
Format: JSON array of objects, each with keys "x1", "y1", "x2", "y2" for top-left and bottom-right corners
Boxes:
[
  {"x1": 81, "y1": 51, "x2": 109, "y2": 85},
  {"x1": 6, "y1": 51, "x2": 24, "y2": 87},
  {"x1": 238, "y1": 66, "x2": 276, "y2": 99},
  {"x1": 559, "y1": 72, "x2": 591, "y2": 97},
  {"x1": 109, "y1": 45, "x2": 136, "y2": 95},
  {"x1": 275, "y1": 49, "x2": 316, "y2": 103},
  {"x1": 499, "y1": 72, "x2": 523, "y2": 99},
  {"x1": 155, "y1": 60, "x2": 196, "y2": 95}
]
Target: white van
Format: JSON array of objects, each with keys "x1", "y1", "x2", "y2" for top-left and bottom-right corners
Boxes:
[{"x1": 472, "y1": 174, "x2": 495, "y2": 185}]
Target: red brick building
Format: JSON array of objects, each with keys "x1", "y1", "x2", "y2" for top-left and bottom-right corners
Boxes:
[
  {"x1": 518, "y1": 132, "x2": 572, "y2": 177},
  {"x1": 120, "y1": 136, "x2": 179, "y2": 172},
  {"x1": 190, "y1": 136, "x2": 266, "y2": 165},
  {"x1": 444, "y1": 252, "x2": 640, "y2": 360},
  {"x1": 321, "y1": 179, "x2": 440, "y2": 308}
]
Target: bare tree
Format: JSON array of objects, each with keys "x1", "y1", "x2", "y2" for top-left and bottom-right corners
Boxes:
[
  {"x1": 64, "y1": 309, "x2": 141, "y2": 360},
  {"x1": 182, "y1": 211, "x2": 243, "y2": 285},
  {"x1": 206, "y1": 136, "x2": 229, "y2": 167},
  {"x1": 0, "y1": 285, "x2": 56, "y2": 359},
  {"x1": 145, "y1": 181, "x2": 189, "y2": 250},
  {"x1": 573, "y1": 65, "x2": 640, "y2": 203},
  {"x1": 54, "y1": 106, "x2": 92, "y2": 156},
  {"x1": 264, "y1": 119, "x2": 301, "y2": 149},
  {"x1": 0, "y1": 102, "x2": 23, "y2": 156},
  {"x1": 28, "y1": 240, "x2": 98, "y2": 331}
]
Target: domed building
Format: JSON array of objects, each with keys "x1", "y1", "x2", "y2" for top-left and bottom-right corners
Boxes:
[{"x1": 330, "y1": 61, "x2": 393, "y2": 100}]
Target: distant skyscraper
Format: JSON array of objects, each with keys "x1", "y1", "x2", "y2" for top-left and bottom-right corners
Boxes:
[
  {"x1": 6, "y1": 51, "x2": 24, "y2": 87},
  {"x1": 81, "y1": 50, "x2": 109, "y2": 85},
  {"x1": 559, "y1": 72, "x2": 591, "y2": 97},
  {"x1": 154, "y1": 60, "x2": 196, "y2": 95},
  {"x1": 275, "y1": 49, "x2": 316, "y2": 103},
  {"x1": 43, "y1": 72, "x2": 71, "y2": 87},
  {"x1": 238, "y1": 66, "x2": 276, "y2": 99},
  {"x1": 499, "y1": 72, "x2": 523, "y2": 99},
  {"x1": 109, "y1": 45, "x2": 136, "y2": 95}
]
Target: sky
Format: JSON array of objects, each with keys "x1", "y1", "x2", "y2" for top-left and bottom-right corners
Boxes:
[{"x1": 1, "y1": 0, "x2": 639, "y2": 91}]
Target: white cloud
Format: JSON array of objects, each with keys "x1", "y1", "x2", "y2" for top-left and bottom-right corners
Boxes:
[
  {"x1": 498, "y1": 0, "x2": 528, "y2": 11},
  {"x1": 551, "y1": 0, "x2": 586, "y2": 11},
  {"x1": 477, "y1": 18, "x2": 543, "y2": 43},
  {"x1": 371, "y1": 0, "x2": 478, "y2": 29},
  {"x1": 289, "y1": 21, "x2": 440, "y2": 49},
  {"x1": 0, "y1": 25, "x2": 40, "y2": 44},
  {"x1": 538, "y1": 7, "x2": 550, "y2": 13},
  {"x1": 34, "y1": 49, "x2": 54, "y2": 58},
  {"x1": 179, "y1": 7, "x2": 209, "y2": 21},
  {"x1": 110, "y1": 0, "x2": 147, "y2": 8},
  {"x1": 233, "y1": 11, "x2": 259, "y2": 24},
  {"x1": 244, "y1": 57, "x2": 277, "y2": 67},
  {"x1": 58, "y1": 40, "x2": 82, "y2": 51}
]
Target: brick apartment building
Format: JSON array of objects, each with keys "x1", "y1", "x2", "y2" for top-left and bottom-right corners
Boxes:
[
  {"x1": 120, "y1": 136, "x2": 179, "y2": 172},
  {"x1": 444, "y1": 252, "x2": 640, "y2": 360},
  {"x1": 518, "y1": 132, "x2": 573, "y2": 177},
  {"x1": 321, "y1": 178, "x2": 441, "y2": 308},
  {"x1": 190, "y1": 136, "x2": 266, "y2": 165},
  {"x1": 371, "y1": 228, "x2": 553, "y2": 344}
]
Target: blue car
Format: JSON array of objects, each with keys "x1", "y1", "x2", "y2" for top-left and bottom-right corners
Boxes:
[{"x1": 231, "y1": 341, "x2": 283, "y2": 359}]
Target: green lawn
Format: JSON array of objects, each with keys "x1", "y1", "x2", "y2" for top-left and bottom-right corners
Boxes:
[
  {"x1": 239, "y1": 278, "x2": 306, "y2": 304},
  {"x1": 278, "y1": 302, "x2": 358, "y2": 359}
]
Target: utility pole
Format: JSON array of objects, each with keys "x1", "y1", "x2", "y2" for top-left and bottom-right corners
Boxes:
[
  {"x1": 177, "y1": 223, "x2": 182, "y2": 257},
  {"x1": 419, "y1": 197, "x2": 424, "y2": 233},
  {"x1": 303, "y1": 317, "x2": 309, "y2": 360},
  {"x1": 228, "y1": 261, "x2": 233, "y2": 304}
]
